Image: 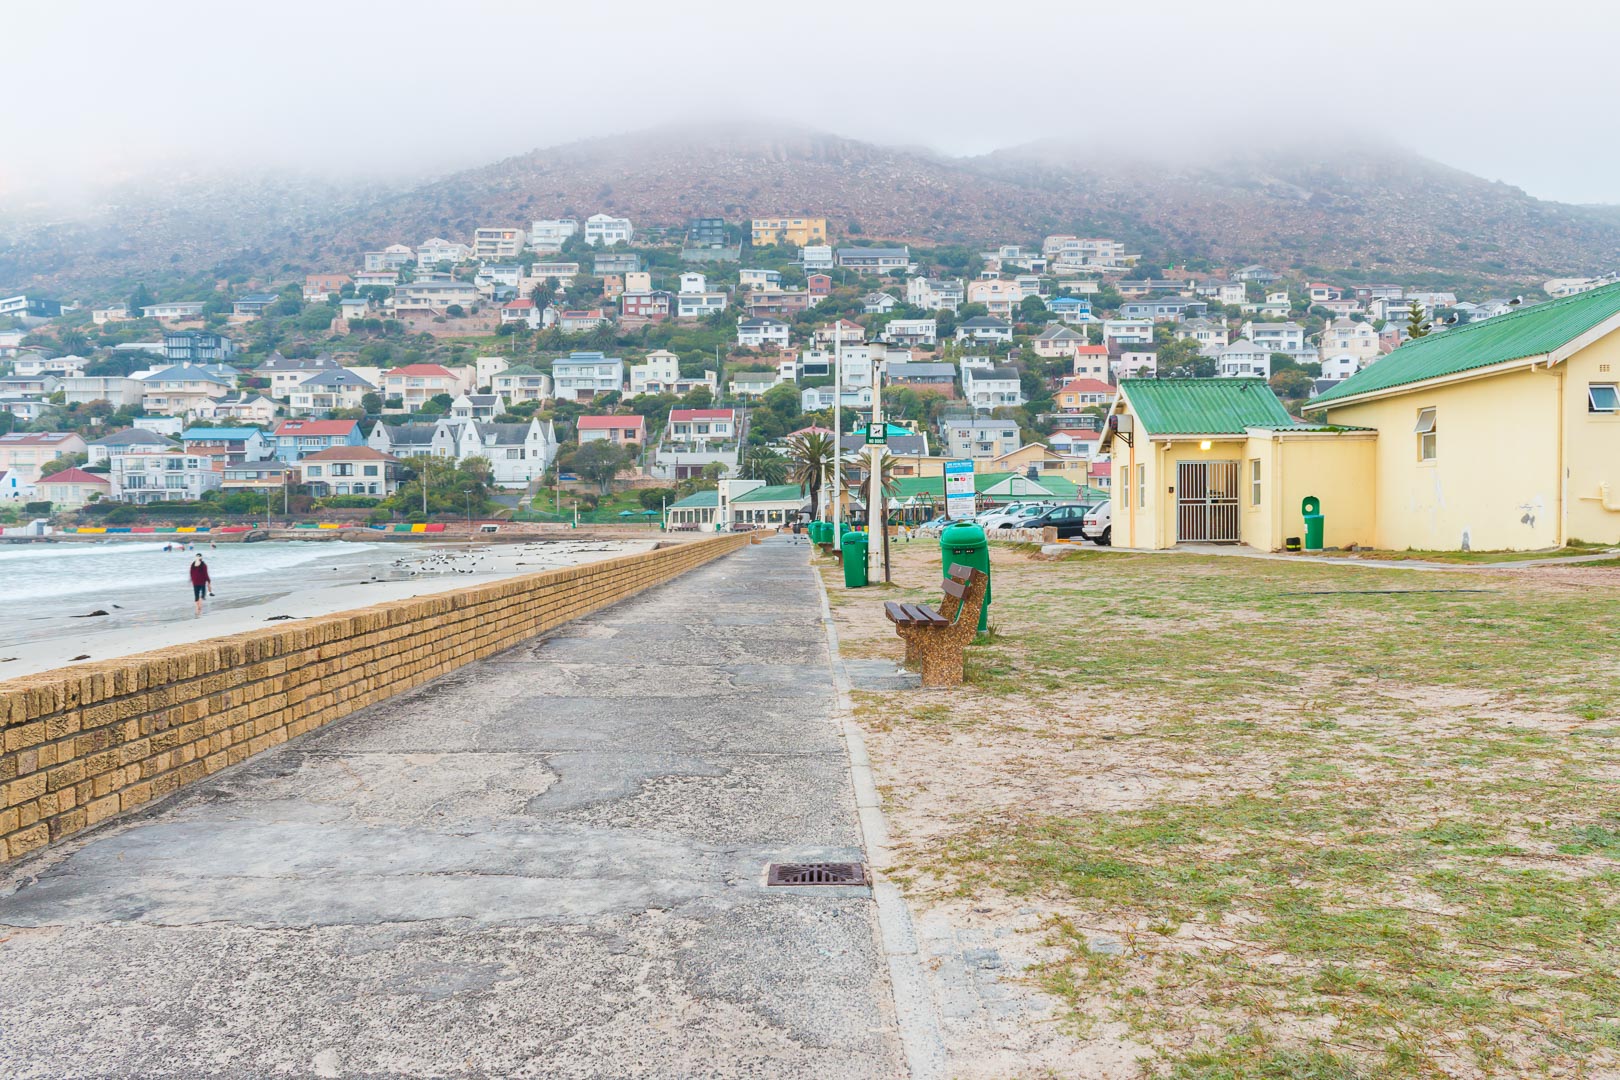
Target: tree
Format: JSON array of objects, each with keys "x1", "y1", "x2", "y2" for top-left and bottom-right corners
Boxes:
[
  {"x1": 420, "y1": 392, "x2": 454, "y2": 415},
  {"x1": 1018, "y1": 294, "x2": 1047, "y2": 322},
  {"x1": 785, "y1": 429, "x2": 837, "y2": 521},
  {"x1": 128, "y1": 283, "x2": 155, "y2": 316},
  {"x1": 360, "y1": 392, "x2": 384, "y2": 415},
  {"x1": 1270, "y1": 369, "x2": 1314, "y2": 400},
  {"x1": 55, "y1": 329, "x2": 89, "y2": 355},
  {"x1": 744, "y1": 446, "x2": 789, "y2": 485},
  {"x1": 37, "y1": 451, "x2": 88, "y2": 477},
  {"x1": 570, "y1": 439, "x2": 631, "y2": 494},
  {"x1": 1406, "y1": 300, "x2": 1430, "y2": 339}
]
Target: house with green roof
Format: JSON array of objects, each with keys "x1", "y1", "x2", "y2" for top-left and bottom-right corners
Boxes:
[
  {"x1": 1314, "y1": 283, "x2": 1620, "y2": 550},
  {"x1": 728, "y1": 483, "x2": 809, "y2": 529},
  {"x1": 1099, "y1": 378, "x2": 1377, "y2": 550},
  {"x1": 664, "y1": 488, "x2": 719, "y2": 530}
]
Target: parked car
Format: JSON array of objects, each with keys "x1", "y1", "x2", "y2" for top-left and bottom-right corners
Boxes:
[
  {"x1": 978, "y1": 502, "x2": 1049, "y2": 530},
  {"x1": 915, "y1": 514, "x2": 952, "y2": 535},
  {"x1": 988, "y1": 503, "x2": 1057, "y2": 531},
  {"x1": 1082, "y1": 499, "x2": 1112, "y2": 545},
  {"x1": 1021, "y1": 503, "x2": 1093, "y2": 539}
]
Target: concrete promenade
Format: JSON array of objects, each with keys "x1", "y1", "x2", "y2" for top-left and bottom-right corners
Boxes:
[{"x1": 0, "y1": 538, "x2": 903, "y2": 1077}]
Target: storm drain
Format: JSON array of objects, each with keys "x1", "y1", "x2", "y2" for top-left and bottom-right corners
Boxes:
[{"x1": 766, "y1": 862, "x2": 868, "y2": 886}]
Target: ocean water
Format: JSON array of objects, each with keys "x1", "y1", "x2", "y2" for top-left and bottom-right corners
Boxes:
[{"x1": 0, "y1": 540, "x2": 378, "y2": 605}]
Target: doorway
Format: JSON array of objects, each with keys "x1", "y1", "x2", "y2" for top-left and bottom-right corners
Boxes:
[{"x1": 1176, "y1": 461, "x2": 1240, "y2": 542}]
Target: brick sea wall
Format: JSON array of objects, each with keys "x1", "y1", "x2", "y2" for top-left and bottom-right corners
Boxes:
[{"x1": 0, "y1": 533, "x2": 754, "y2": 864}]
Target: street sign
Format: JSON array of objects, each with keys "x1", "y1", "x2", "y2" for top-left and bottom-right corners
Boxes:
[
  {"x1": 944, "y1": 458, "x2": 975, "y2": 519},
  {"x1": 864, "y1": 426, "x2": 887, "y2": 445}
]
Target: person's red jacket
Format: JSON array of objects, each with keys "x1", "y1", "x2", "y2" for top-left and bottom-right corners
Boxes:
[{"x1": 189, "y1": 561, "x2": 211, "y2": 587}]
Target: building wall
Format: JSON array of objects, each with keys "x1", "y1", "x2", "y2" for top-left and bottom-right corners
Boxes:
[
  {"x1": 1242, "y1": 433, "x2": 1378, "y2": 551},
  {"x1": 0, "y1": 534, "x2": 755, "y2": 865},
  {"x1": 1561, "y1": 334, "x2": 1620, "y2": 545},
  {"x1": 1328, "y1": 365, "x2": 1562, "y2": 551}
]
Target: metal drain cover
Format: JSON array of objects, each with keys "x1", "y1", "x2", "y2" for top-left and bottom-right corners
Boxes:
[{"x1": 766, "y1": 862, "x2": 868, "y2": 886}]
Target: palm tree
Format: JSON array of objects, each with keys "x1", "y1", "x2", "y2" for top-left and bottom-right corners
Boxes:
[
  {"x1": 744, "y1": 445, "x2": 789, "y2": 485},
  {"x1": 785, "y1": 430, "x2": 837, "y2": 520},
  {"x1": 842, "y1": 447, "x2": 900, "y2": 511}
]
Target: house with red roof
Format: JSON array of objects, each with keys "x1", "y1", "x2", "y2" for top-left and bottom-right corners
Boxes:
[
  {"x1": 379, "y1": 364, "x2": 471, "y2": 412},
  {"x1": 1071, "y1": 343, "x2": 1109, "y2": 380},
  {"x1": 500, "y1": 298, "x2": 541, "y2": 329},
  {"x1": 271, "y1": 419, "x2": 364, "y2": 463},
  {"x1": 1056, "y1": 377, "x2": 1116, "y2": 411},
  {"x1": 577, "y1": 414, "x2": 645, "y2": 446},
  {"x1": 36, "y1": 466, "x2": 111, "y2": 510}
]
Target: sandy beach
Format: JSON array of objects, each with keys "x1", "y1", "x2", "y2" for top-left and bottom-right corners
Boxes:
[{"x1": 0, "y1": 537, "x2": 660, "y2": 680}]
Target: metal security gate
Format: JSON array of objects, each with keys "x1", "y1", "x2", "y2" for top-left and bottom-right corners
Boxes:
[{"x1": 1176, "y1": 461, "x2": 1240, "y2": 542}]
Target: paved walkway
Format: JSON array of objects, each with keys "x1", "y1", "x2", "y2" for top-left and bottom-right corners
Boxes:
[{"x1": 0, "y1": 539, "x2": 903, "y2": 1078}]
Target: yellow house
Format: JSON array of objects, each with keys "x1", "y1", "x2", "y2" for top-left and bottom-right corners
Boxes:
[
  {"x1": 750, "y1": 217, "x2": 827, "y2": 247},
  {"x1": 1100, "y1": 379, "x2": 1377, "y2": 551},
  {"x1": 1315, "y1": 283, "x2": 1620, "y2": 550}
]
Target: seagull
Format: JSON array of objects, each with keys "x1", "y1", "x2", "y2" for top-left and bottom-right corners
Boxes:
[
  {"x1": 1444, "y1": 314, "x2": 1460, "y2": 325},
  {"x1": 1509, "y1": 295, "x2": 1523, "y2": 306}
]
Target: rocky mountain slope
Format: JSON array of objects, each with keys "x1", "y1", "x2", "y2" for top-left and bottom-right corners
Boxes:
[{"x1": 6, "y1": 126, "x2": 1617, "y2": 296}]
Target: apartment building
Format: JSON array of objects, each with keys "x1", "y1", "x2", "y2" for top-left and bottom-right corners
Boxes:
[
  {"x1": 750, "y1": 217, "x2": 827, "y2": 247},
  {"x1": 528, "y1": 219, "x2": 578, "y2": 252},
  {"x1": 108, "y1": 449, "x2": 223, "y2": 504},
  {"x1": 416, "y1": 238, "x2": 472, "y2": 266},
  {"x1": 473, "y1": 227, "x2": 526, "y2": 260},
  {"x1": 551, "y1": 352, "x2": 625, "y2": 401},
  {"x1": 0, "y1": 432, "x2": 88, "y2": 484},
  {"x1": 583, "y1": 214, "x2": 633, "y2": 247}
]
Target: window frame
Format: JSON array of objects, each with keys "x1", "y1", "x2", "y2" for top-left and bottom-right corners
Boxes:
[
  {"x1": 1588, "y1": 383, "x2": 1619, "y2": 413},
  {"x1": 1414, "y1": 408, "x2": 1437, "y2": 462},
  {"x1": 1250, "y1": 458, "x2": 1262, "y2": 507}
]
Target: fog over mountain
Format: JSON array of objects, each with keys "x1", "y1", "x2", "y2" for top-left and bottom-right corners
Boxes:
[{"x1": 5, "y1": 0, "x2": 1619, "y2": 294}]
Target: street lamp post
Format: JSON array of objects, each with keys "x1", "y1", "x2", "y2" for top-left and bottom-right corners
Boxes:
[
  {"x1": 831, "y1": 324, "x2": 843, "y2": 550},
  {"x1": 462, "y1": 488, "x2": 472, "y2": 549}
]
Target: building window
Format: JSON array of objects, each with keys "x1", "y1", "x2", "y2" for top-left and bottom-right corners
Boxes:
[
  {"x1": 1588, "y1": 384, "x2": 1619, "y2": 413},
  {"x1": 1250, "y1": 459, "x2": 1262, "y2": 506},
  {"x1": 1415, "y1": 408, "x2": 1437, "y2": 461},
  {"x1": 1138, "y1": 464, "x2": 1146, "y2": 510}
]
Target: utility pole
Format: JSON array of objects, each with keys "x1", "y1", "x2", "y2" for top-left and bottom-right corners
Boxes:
[
  {"x1": 869, "y1": 353, "x2": 889, "y2": 583},
  {"x1": 831, "y1": 323, "x2": 843, "y2": 551},
  {"x1": 463, "y1": 488, "x2": 472, "y2": 549}
]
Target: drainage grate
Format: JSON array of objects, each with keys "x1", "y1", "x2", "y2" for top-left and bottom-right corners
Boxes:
[{"x1": 766, "y1": 862, "x2": 868, "y2": 886}]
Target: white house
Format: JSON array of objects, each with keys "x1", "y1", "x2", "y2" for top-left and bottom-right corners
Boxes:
[
  {"x1": 676, "y1": 291, "x2": 728, "y2": 319},
  {"x1": 1240, "y1": 320, "x2": 1313, "y2": 359},
  {"x1": 1215, "y1": 339, "x2": 1272, "y2": 378},
  {"x1": 550, "y1": 352, "x2": 624, "y2": 401},
  {"x1": 906, "y1": 277, "x2": 964, "y2": 312},
  {"x1": 1318, "y1": 317, "x2": 1380, "y2": 362},
  {"x1": 529, "y1": 219, "x2": 578, "y2": 252},
  {"x1": 108, "y1": 449, "x2": 223, "y2": 504},
  {"x1": 473, "y1": 228, "x2": 526, "y2": 260},
  {"x1": 863, "y1": 292, "x2": 898, "y2": 314},
  {"x1": 489, "y1": 364, "x2": 552, "y2": 404},
  {"x1": 1175, "y1": 317, "x2": 1231, "y2": 356},
  {"x1": 583, "y1": 214, "x2": 633, "y2": 247},
  {"x1": 1102, "y1": 318, "x2": 1154, "y2": 345},
  {"x1": 1319, "y1": 354, "x2": 1362, "y2": 382},
  {"x1": 954, "y1": 316, "x2": 1012, "y2": 344},
  {"x1": 416, "y1": 238, "x2": 472, "y2": 266},
  {"x1": 736, "y1": 317, "x2": 791, "y2": 350},
  {"x1": 883, "y1": 318, "x2": 937, "y2": 347},
  {"x1": 961, "y1": 363, "x2": 1025, "y2": 412}
]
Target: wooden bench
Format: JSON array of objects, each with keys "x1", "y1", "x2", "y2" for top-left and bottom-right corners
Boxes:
[{"x1": 884, "y1": 563, "x2": 987, "y2": 687}]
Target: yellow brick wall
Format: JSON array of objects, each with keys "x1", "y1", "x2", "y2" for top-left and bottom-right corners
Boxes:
[{"x1": 0, "y1": 534, "x2": 754, "y2": 864}]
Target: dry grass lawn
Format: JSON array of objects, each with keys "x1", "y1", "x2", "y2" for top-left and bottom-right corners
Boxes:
[{"x1": 820, "y1": 540, "x2": 1620, "y2": 1079}]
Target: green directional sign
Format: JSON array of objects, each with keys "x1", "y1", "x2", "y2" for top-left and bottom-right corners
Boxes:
[{"x1": 864, "y1": 427, "x2": 887, "y2": 445}]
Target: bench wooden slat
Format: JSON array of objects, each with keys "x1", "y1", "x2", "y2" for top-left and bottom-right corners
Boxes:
[
  {"x1": 884, "y1": 601, "x2": 913, "y2": 624},
  {"x1": 905, "y1": 603, "x2": 948, "y2": 626},
  {"x1": 941, "y1": 579, "x2": 968, "y2": 599},
  {"x1": 947, "y1": 564, "x2": 973, "y2": 581}
]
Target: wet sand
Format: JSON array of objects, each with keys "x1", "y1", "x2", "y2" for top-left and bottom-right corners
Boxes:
[{"x1": 0, "y1": 539, "x2": 658, "y2": 680}]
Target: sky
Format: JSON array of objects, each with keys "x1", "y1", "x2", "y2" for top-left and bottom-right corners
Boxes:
[{"x1": 4, "y1": 0, "x2": 1617, "y2": 208}]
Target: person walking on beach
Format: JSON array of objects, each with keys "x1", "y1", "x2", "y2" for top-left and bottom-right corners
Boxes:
[{"x1": 190, "y1": 555, "x2": 214, "y2": 616}]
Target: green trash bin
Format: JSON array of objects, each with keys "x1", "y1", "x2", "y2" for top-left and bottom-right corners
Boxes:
[
  {"x1": 939, "y1": 520, "x2": 991, "y2": 632},
  {"x1": 1302, "y1": 496, "x2": 1324, "y2": 551},
  {"x1": 842, "y1": 530, "x2": 869, "y2": 588},
  {"x1": 809, "y1": 520, "x2": 825, "y2": 545}
]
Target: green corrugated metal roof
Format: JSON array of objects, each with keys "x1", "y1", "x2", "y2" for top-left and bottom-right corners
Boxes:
[
  {"x1": 669, "y1": 490, "x2": 719, "y2": 508},
  {"x1": 1316, "y1": 283, "x2": 1620, "y2": 404},
  {"x1": 890, "y1": 472, "x2": 1081, "y2": 498},
  {"x1": 732, "y1": 484, "x2": 807, "y2": 503},
  {"x1": 1120, "y1": 378, "x2": 1293, "y2": 434}
]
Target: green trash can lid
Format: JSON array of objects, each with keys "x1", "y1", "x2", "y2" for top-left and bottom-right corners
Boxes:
[
  {"x1": 939, "y1": 520, "x2": 988, "y2": 546},
  {"x1": 1301, "y1": 495, "x2": 1320, "y2": 515}
]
